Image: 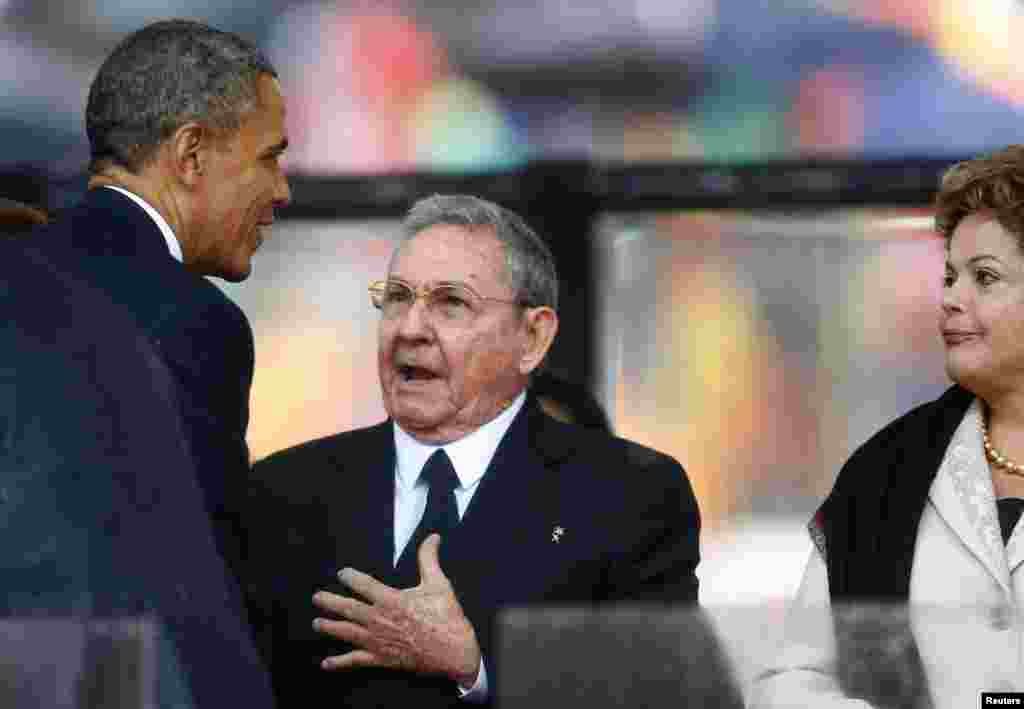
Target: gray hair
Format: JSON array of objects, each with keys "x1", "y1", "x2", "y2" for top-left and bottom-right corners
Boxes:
[
  {"x1": 86, "y1": 19, "x2": 278, "y2": 174},
  {"x1": 398, "y1": 194, "x2": 559, "y2": 310}
]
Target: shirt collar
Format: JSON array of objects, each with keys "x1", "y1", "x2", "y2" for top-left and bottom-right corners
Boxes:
[
  {"x1": 102, "y1": 185, "x2": 183, "y2": 263},
  {"x1": 393, "y1": 391, "x2": 527, "y2": 490}
]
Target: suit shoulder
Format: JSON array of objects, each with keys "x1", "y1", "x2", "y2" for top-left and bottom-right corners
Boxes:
[
  {"x1": 546, "y1": 420, "x2": 689, "y2": 493},
  {"x1": 573, "y1": 425, "x2": 684, "y2": 473},
  {"x1": 254, "y1": 422, "x2": 390, "y2": 477},
  {"x1": 193, "y1": 276, "x2": 247, "y2": 316},
  {"x1": 616, "y1": 435, "x2": 684, "y2": 473},
  {"x1": 144, "y1": 268, "x2": 248, "y2": 328},
  {"x1": 549, "y1": 426, "x2": 700, "y2": 538}
]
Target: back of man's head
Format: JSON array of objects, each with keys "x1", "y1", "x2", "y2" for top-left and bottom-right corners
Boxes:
[{"x1": 85, "y1": 19, "x2": 278, "y2": 175}]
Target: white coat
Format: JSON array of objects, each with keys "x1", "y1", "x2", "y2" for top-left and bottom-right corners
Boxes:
[{"x1": 750, "y1": 400, "x2": 1024, "y2": 709}]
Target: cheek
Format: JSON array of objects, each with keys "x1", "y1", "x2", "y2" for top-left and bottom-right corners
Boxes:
[
  {"x1": 377, "y1": 328, "x2": 396, "y2": 374},
  {"x1": 438, "y1": 334, "x2": 484, "y2": 390},
  {"x1": 993, "y1": 308, "x2": 1024, "y2": 350},
  {"x1": 216, "y1": 173, "x2": 258, "y2": 216},
  {"x1": 451, "y1": 333, "x2": 520, "y2": 392}
]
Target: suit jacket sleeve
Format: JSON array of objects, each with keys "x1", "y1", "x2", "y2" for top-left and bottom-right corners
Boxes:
[
  {"x1": 156, "y1": 292, "x2": 255, "y2": 567},
  {"x1": 603, "y1": 444, "x2": 701, "y2": 603},
  {"x1": 156, "y1": 292, "x2": 254, "y2": 466}
]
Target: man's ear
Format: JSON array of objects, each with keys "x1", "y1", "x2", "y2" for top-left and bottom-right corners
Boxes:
[
  {"x1": 519, "y1": 306, "x2": 559, "y2": 375},
  {"x1": 169, "y1": 122, "x2": 207, "y2": 187}
]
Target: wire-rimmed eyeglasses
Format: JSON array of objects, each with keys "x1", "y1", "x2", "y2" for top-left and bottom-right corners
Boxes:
[{"x1": 368, "y1": 278, "x2": 525, "y2": 325}]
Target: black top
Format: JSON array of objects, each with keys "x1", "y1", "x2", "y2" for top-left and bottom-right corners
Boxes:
[{"x1": 997, "y1": 498, "x2": 1024, "y2": 544}]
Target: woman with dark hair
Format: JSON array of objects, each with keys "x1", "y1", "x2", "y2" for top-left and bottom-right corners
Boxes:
[
  {"x1": 0, "y1": 197, "x2": 47, "y2": 235},
  {"x1": 752, "y1": 145, "x2": 1024, "y2": 708}
]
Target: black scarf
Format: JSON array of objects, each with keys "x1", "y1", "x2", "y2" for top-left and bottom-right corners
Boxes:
[
  {"x1": 817, "y1": 385, "x2": 973, "y2": 709},
  {"x1": 818, "y1": 385, "x2": 973, "y2": 600}
]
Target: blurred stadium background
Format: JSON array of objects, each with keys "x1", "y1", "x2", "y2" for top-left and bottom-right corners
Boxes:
[{"x1": 4, "y1": 0, "x2": 1023, "y2": 615}]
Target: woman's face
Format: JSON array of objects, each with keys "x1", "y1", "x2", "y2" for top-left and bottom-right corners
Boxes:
[{"x1": 942, "y1": 212, "x2": 1024, "y2": 395}]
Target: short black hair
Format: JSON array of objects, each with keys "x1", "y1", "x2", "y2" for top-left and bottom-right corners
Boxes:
[{"x1": 86, "y1": 19, "x2": 277, "y2": 173}]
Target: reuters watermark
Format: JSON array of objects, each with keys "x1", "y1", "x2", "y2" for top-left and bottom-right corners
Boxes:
[{"x1": 983, "y1": 693, "x2": 1024, "y2": 706}]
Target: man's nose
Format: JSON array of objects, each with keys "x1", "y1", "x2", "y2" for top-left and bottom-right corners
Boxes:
[{"x1": 395, "y1": 296, "x2": 432, "y2": 337}]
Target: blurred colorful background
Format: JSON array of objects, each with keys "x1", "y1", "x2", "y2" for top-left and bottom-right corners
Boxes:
[
  {"x1": 5, "y1": 0, "x2": 1024, "y2": 186},
  {"x1": 3, "y1": 0, "x2": 1022, "y2": 624}
]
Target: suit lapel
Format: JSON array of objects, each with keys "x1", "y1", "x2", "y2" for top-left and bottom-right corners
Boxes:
[
  {"x1": 444, "y1": 399, "x2": 576, "y2": 580},
  {"x1": 928, "y1": 401, "x2": 1012, "y2": 594},
  {"x1": 323, "y1": 422, "x2": 397, "y2": 584},
  {"x1": 453, "y1": 398, "x2": 573, "y2": 536}
]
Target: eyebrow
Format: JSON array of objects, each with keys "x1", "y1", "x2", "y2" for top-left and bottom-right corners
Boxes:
[
  {"x1": 946, "y1": 255, "x2": 1003, "y2": 268},
  {"x1": 389, "y1": 277, "x2": 479, "y2": 291}
]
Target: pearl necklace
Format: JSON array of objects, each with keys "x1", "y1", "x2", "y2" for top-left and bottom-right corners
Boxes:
[{"x1": 981, "y1": 413, "x2": 1024, "y2": 477}]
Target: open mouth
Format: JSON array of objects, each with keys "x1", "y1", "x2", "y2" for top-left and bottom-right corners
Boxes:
[{"x1": 399, "y1": 365, "x2": 439, "y2": 382}]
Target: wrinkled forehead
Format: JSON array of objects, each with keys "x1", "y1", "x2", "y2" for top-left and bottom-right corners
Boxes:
[{"x1": 388, "y1": 223, "x2": 511, "y2": 290}]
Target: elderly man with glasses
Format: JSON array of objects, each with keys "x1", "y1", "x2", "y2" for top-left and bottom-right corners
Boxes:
[{"x1": 237, "y1": 194, "x2": 701, "y2": 708}]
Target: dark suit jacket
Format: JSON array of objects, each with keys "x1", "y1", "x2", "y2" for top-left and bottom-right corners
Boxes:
[
  {"x1": 0, "y1": 238, "x2": 275, "y2": 707},
  {"x1": 240, "y1": 399, "x2": 700, "y2": 708},
  {"x1": 27, "y1": 187, "x2": 255, "y2": 562}
]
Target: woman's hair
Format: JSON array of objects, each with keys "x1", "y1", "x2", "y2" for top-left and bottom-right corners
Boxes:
[
  {"x1": 935, "y1": 144, "x2": 1024, "y2": 245},
  {"x1": 0, "y1": 198, "x2": 48, "y2": 235}
]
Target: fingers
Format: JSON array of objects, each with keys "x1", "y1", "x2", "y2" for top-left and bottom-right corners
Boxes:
[
  {"x1": 312, "y1": 591, "x2": 376, "y2": 626},
  {"x1": 321, "y1": 649, "x2": 381, "y2": 671},
  {"x1": 312, "y1": 617, "x2": 371, "y2": 646},
  {"x1": 337, "y1": 567, "x2": 399, "y2": 604},
  {"x1": 417, "y1": 533, "x2": 447, "y2": 585}
]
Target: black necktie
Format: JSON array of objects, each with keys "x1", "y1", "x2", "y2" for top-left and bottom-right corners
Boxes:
[{"x1": 394, "y1": 448, "x2": 460, "y2": 586}]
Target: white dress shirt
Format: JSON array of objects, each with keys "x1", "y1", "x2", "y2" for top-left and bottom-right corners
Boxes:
[
  {"x1": 390, "y1": 390, "x2": 527, "y2": 703},
  {"x1": 101, "y1": 185, "x2": 184, "y2": 262}
]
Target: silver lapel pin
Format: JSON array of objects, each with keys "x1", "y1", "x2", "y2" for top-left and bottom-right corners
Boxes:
[{"x1": 551, "y1": 526, "x2": 565, "y2": 543}]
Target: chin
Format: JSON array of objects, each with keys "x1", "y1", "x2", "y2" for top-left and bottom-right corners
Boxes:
[
  {"x1": 218, "y1": 261, "x2": 253, "y2": 283},
  {"x1": 393, "y1": 418, "x2": 453, "y2": 443},
  {"x1": 945, "y1": 358, "x2": 991, "y2": 395},
  {"x1": 387, "y1": 399, "x2": 442, "y2": 429}
]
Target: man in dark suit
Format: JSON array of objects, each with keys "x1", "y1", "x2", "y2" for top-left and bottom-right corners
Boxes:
[
  {"x1": 24, "y1": 19, "x2": 290, "y2": 562},
  {"x1": 0, "y1": 19, "x2": 288, "y2": 706},
  {"x1": 0, "y1": 238, "x2": 275, "y2": 707},
  {"x1": 241, "y1": 194, "x2": 700, "y2": 707}
]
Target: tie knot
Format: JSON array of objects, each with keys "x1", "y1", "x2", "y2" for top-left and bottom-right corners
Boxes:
[{"x1": 420, "y1": 448, "x2": 459, "y2": 494}]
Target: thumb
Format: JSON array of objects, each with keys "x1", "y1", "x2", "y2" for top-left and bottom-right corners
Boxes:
[{"x1": 417, "y1": 533, "x2": 447, "y2": 586}]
